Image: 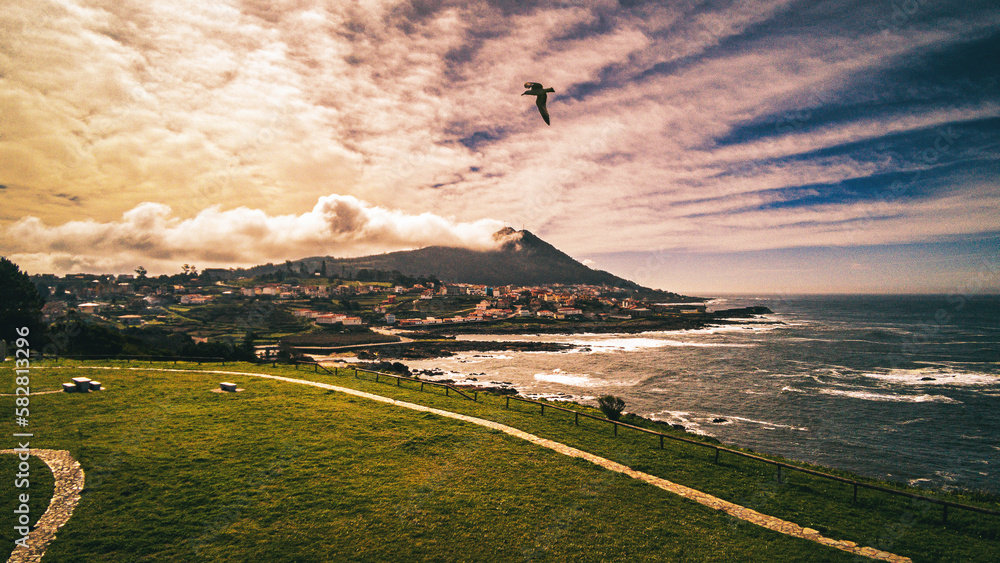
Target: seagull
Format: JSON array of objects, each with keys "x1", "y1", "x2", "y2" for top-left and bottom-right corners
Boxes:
[{"x1": 522, "y1": 82, "x2": 554, "y2": 125}]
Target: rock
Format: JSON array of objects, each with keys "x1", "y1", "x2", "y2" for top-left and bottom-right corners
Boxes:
[
  {"x1": 712, "y1": 417, "x2": 728, "y2": 423},
  {"x1": 220, "y1": 382, "x2": 238, "y2": 392},
  {"x1": 920, "y1": 377, "x2": 935, "y2": 381},
  {"x1": 671, "y1": 424, "x2": 686, "y2": 431}
]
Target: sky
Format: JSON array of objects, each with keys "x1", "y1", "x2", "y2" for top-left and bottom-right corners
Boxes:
[{"x1": 1, "y1": 0, "x2": 998, "y2": 294}]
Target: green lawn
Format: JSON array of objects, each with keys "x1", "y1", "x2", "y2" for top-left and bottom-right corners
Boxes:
[{"x1": 4, "y1": 360, "x2": 998, "y2": 562}]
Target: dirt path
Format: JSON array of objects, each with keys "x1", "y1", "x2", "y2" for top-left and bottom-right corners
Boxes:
[
  {"x1": 38, "y1": 366, "x2": 911, "y2": 562},
  {"x1": 1, "y1": 449, "x2": 84, "y2": 563}
]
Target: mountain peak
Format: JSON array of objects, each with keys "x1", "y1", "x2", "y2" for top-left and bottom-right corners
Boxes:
[
  {"x1": 492, "y1": 226, "x2": 522, "y2": 242},
  {"x1": 268, "y1": 228, "x2": 660, "y2": 291},
  {"x1": 493, "y1": 227, "x2": 546, "y2": 253}
]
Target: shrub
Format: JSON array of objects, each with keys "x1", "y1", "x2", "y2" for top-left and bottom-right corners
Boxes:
[{"x1": 597, "y1": 395, "x2": 626, "y2": 421}]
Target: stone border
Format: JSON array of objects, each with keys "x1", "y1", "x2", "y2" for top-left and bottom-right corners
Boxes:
[
  {"x1": 1, "y1": 449, "x2": 85, "y2": 563},
  {"x1": 39, "y1": 366, "x2": 912, "y2": 562}
]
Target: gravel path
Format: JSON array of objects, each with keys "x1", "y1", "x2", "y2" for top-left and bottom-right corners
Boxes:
[
  {"x1": 37, "y1": 366, "x2": 911, "y2": 562},
  {"x1": 1, "y1": 449, "x2": 84, "y2": 563}
]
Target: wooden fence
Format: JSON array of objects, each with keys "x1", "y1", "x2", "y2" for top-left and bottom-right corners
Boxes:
[
  {"x1": 296, "y1": 358, "x2": 999, "y2": 524},
  {"x1": 292, "y1": 360, "x2": 476, "y2": 401},
  {"x1": 500, "y1": 394, "x2": 1000, "y2": 523},
  {"x1": 57, "y1": 354, "x2": 229, "y2": 365}
]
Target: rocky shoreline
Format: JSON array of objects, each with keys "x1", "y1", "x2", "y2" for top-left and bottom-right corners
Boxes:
[
  {"x1": 398, "y1": 306, "x2": 775, "y2": 338},
  {"x1": 357, "y1": 339, "x2": 577, "y2": 360},
  {"x1": 329, "y1": 307, "x2": 776, "y2": 362}
]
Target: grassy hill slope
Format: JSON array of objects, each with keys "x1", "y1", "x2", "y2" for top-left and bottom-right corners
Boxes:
[{"x1": 5, "y1": 361, "x2": 997, "y2": 562}]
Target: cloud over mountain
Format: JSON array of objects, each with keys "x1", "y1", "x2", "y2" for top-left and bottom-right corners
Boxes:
[{"x1": 3, "y1": 195, "x2": 503, "y2": 274}]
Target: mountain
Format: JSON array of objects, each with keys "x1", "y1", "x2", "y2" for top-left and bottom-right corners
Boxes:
[{"x1": 240, "y1": 228, "x2": 694, "y2": 298}]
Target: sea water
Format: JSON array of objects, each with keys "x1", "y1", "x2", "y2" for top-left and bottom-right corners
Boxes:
[{"x1": 402, "y1": 294, "x2": 1000, "y2": 494}]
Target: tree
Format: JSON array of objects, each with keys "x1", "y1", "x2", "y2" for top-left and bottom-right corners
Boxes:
[
  {"x1": 135, "y1": 266, "x2": 148, "y2": 279},
  {"x1": 0, "y1": 257, "x2": 46, "y2": 346},
  {"x1": 597, "y1": 395, "x2": 626, "y2": 421}
]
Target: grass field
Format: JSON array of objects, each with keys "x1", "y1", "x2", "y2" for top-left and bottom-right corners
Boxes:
[{"x1": 3, "y1": 360, "x2": 998, "y2": 562}]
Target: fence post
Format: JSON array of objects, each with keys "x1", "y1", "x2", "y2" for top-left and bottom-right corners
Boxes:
[
  {"x1": 314, "y1": 364, "x2": 318, "y2": 372},
  {"x1": 375, "y1": 373, "x2": 378, "y2": 382},
  {"x1": 575, "y1": 412, "x2": 579, "y2": 426},
  {"x1": 659, "y1": 435, "x2": 664, "y2": 449},
  {"x1": 446, "y1": 387, "x2": 449, "y2": 397},
  {"x1": 397, "y1": 377, "x2": 400, "y2": 386},
  {"x1": 474, "y1": 391, "x2": 478, "y2": 402},
  {"x1": 853, "y1": 483, "x2": 858, "y2": 502},
  {"x1": 613, "y1": 422, "x2": 618, "y2": 436},
  {"x1": 506, "y1": 396, "x2": 510, "y2": 409},
  {"x1": 776, "y1": 464, "x2": 782, "y2": 484},
  {"x1": 421, "y1": 382, "x2": 425, "y2": 392},
  {"x1": 715, "y1": 448, "x2": 720, "y2": 464},
  {"x1": 355, "y1": 367, "x2": 358, "y2": 378},
  {"x1": 541, "y1": 404, "x2": 545, "y2": 416}
]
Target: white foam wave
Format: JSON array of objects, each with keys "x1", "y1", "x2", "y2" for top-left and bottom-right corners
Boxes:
[
  {"x1": 554, "y1": 335, "x2": 756, "y2": 352},
  {"x1": 648, "y1": 410, "x2": 710, "y2": 436},
  {"x1": 818, "y1": 389, "x2": 961, "y2": 404},
  {"x1": 862, "y1": 368, "x2": 999, "y2": 387},
  {"x1": 532, "y1": 369, "x2": 635, "y2": 388},
  {"x1": 523, "y1": 392, "x2": 592, "y2": 402},
  {"x1": 677, "y1": 324, "x2": 782, "y2": 335},
  {"x1": 717, "y1": 414, "x2": 809, "y2": 431}
]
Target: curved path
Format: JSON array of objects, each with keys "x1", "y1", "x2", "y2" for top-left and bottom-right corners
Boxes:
[
  {"x1": 42, "y1": 366, "x2": 910, "y2": 562},
  {"x1": 1, "y1": 449, "x2": 85, "y2": 563}
]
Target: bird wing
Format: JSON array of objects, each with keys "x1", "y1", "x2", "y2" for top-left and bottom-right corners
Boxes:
[{"x1": 536, "y1": 96, "x2": 550, "y2": 125}]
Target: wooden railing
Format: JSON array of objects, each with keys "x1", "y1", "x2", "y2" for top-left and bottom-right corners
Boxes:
[
  {"x1": 500, "y1": 395, "x2": 1000, "y2": 523},
  {"x1": 54, "y1": 354, "x2": 229, "y2": 365},
  {"x1": 291, "y1": 358, "x2": 999, "y2": 523},
  {"x1": 291, "y1": 359, "x2": 475, "y2": 401}
]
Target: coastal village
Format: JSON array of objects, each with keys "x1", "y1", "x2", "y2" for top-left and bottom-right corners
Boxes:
[{"x1": 30, "y1": 270, "x2": 707, "y2": 337}]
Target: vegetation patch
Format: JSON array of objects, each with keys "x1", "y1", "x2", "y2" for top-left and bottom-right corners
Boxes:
[{"x1": 7, "y1": 360, "x2": 999, "y2": 562}]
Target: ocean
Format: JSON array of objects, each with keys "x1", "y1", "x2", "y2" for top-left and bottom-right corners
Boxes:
[{"x1": 401, "y1": 294, "x2": 1000, "y2": 495}]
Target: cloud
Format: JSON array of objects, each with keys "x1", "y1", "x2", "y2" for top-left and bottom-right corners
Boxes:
[
  {"x1": 1, "y1": 0, "x2": 998, "y2": 286},
  {"x1": 2, "y1": 195, "x2": 504, "y2": 274}
]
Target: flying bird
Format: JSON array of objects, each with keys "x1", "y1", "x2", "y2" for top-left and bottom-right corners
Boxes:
[{"x1": 522, "y1": 82, "x2": 555, "y2": 125}]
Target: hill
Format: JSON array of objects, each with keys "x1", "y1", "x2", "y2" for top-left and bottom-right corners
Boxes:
[
  {"x1": 242, "y1": 228, "x2": 698, "y2": 299},
  {"x1": 12, "y1": 360, "x2": 995, "y2": 562}
]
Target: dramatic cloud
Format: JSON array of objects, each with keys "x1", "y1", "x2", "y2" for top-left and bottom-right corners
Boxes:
[
  {"x1": 2, "y1": 195, "x2": 503, "y2": 274},
  {"x1": 1, "y1": 0, "x2": 998, "y2": 290}
]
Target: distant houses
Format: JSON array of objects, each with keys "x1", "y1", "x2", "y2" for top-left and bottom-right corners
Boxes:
[
  {"x1": 78, "y1": 302, "x2": 104, "y2": 314},
  {"x1": 29, "y1": 269, "x2": 705, "y2": 338},
  {"x1": 315, "y1": 313, "x2": 362, "y2": 326}
]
